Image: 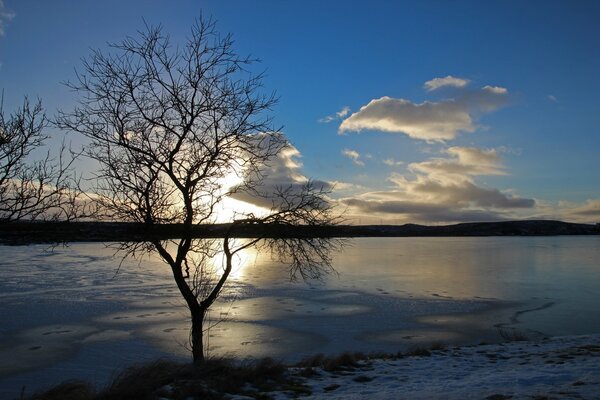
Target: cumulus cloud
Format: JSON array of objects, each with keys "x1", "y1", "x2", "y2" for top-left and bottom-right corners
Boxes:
[
  {"x1": 0, "y1": 0, "x2": 15, "y2": 37},
  {"x1": 319, "y1": 106, "x2": 351, "y2": 123},
  {"x1": 338, "y1": 79, "x2": 509, "y2": 142},
  {"x1": 229, "y1": 141, "x2": 330, "y2": 210},
  {"x1": 447, "y1": 146, "x2": 500, "y2": 165},
  {"x1": 339, "y1": 145, "x2": 534, "y2": 224},
  {"x1": 341, "y1": 148, "x2": 365, "y2": 167},
  {"x1": 409, "y1": 146, "x2": 506, "y2": 179},
  {"x1": 548, "y1": 95, "x2": 558, "y2": 103},
  {"x1": 424, "y1": 75, "x2": 470, "y2": 91},
  {"x1": 387, "y1": 172, "x2": 533, "y2": 209},
  {"x1": 339, "y1": 96, "x2": 474, "y2": 141}
]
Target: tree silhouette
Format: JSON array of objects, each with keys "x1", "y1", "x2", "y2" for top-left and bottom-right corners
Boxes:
[
  {"x1": 58, "y1": 18, "x2": 341, "y2": 363},
  {"x1": 0, "y1": 96, "x2": 80, "y2": 222}
]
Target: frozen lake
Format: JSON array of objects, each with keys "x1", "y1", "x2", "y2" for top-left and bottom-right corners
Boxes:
[{"x1": 1, "y1": 236, "x2": 599, "y2": 397}]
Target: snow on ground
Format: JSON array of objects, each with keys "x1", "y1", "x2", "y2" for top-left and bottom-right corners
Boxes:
[{"x1": 267, "y1": 335, "x2": 600, "y2": 400}]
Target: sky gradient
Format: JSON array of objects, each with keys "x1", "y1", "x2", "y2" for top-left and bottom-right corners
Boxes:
[{"x1": 1, "y1": 0, "x2": 599, "y2": 224}]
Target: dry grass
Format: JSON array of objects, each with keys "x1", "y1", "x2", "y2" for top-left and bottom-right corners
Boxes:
[
  {"x1": 297, "y1": 351, "x2": 369, "y2": 372},
  {"x1": 25, "y1": 358, "x2": 305, "y2": 400},
  {"x1": 25, "y1": 342, "x2": 456, "y2": 399}
]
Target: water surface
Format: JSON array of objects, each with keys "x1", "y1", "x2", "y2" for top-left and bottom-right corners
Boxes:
[{"x1": 1, "y1": 236, "x2": 599, "y2": 396}]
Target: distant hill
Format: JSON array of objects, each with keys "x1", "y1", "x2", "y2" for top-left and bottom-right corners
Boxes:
[
  {"x1": 0, "y1": 220, "x2": 598, "y2": 245},
  {"x1": 337, "y1": 220, "x2": 600, "y2": 237}
]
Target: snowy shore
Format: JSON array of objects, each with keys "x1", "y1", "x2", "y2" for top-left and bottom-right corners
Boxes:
[{"x1": 261, "y1": 335, "x2": 600, "y2": 400}]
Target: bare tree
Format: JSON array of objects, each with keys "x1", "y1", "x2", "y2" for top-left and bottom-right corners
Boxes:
[
  {"x1": 57, "y1": 18, "x2": 341, "y2": 363},
  {"x1": 0, "y1": 96, "x2": 80, "y2": 222}
]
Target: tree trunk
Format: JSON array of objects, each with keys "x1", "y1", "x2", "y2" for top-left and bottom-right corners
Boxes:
[{"x1": 191, "y1": 308, "x2": 205, "y2": 364}]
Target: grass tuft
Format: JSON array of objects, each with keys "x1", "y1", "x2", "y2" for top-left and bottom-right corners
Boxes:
[{"x1": 297, "y1": 351, "x2": 368, "y2": 372}]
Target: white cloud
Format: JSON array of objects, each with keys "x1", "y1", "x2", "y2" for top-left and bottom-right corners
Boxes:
[
  {"x1": 319, "y1": 106, "x2": 351, "y2": 123},
  {"x1": 447, "y1": 146, "x2": 500, "y2": 166},
  {"x1": 482, "y1": 85, "x2": 508, "y2": 94},
  {"x1": 339, "y1": 96, "x2": 474, "y2": 141},
  {"x1": 548, "y1": 94, "x2": 558, "y2": 103},
  {"x1": 409, "y1": 146, "x2": 506, "y2": 179},
  {"x1": 383, "y1": 158, "x2": 404, "y2": 167},
  {"x1": 341, "y1": 148, "x2": 365, "y2": 167},
  {"x1": 424, "y1": 75, "x2": 470, "y2": 91},
  {"x1": 338, "y1": 83, "x2": 509, "y2": 142},
  {"x1": 328, "y1": 180, "x2": 366, "y2": 195},
  {"x1": 229, "y1": 141, "x2": 330, "y2": 209},
  {"x1": 0, "y1": 0, "x2": 15, "y2": 37}
]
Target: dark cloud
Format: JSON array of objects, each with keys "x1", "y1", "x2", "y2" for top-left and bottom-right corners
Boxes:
[
  {"x1": 342, "y1": 198, "x2": 506, "y2": 223},
  {"x1": 409, "y1": 179, "x2": 535, "y2": 209},
  {"x1": 570, "y1": 200, "x2": 600, "y2": 217}
]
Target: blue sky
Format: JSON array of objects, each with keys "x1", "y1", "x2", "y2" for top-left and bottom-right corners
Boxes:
[{"x1": 1, "y1": 0, "x2": 599, "y2": 223}]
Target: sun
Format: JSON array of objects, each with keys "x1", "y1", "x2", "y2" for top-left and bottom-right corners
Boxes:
[{"x1": 212, "y1": 171, "x2": 270, "y2": 223}]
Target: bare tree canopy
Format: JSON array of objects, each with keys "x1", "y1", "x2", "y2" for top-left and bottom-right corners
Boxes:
[
  {"x1": 58, "y1": 18, "x2": 282, "y2": 225},
  {"x1": 0, "y1": 96, "x2": 80, "y2": 222},
  {"x1": 58, "y1": 17, "x2": 342, "y2": 363}
]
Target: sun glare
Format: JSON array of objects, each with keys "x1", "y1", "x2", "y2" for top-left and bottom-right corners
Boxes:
[{"x1": 212, "y1": 171, "x2": 270, "y2": 223}]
